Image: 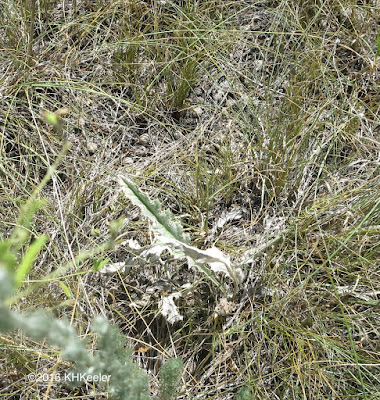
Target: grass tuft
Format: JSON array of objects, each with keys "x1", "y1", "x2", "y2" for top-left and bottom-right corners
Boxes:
[{"x1": 1, "y1": 0, "x2": 379, "y2": 398}]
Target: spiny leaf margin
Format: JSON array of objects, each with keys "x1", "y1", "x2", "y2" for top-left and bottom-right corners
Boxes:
[{"x1": 118, "y1": 175, "x2": 190, "y2": 244}]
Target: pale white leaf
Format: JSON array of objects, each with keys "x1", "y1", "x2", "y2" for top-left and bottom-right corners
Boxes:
[
  {"x1": 140, "y1": 244, "x2": 172, "y2": 264},
  {"x1": 98, "y1": 262, "x2": 126, "y2": 274},
  {"x1": 157, "y1": 235, "x2": 245, "y2": 284},
  {"x1": 159, "y1": 293, "x2": 183, "y2": 324},
  {"x1": 127, "y1": 238, "x2": 141, "y2": 250}
]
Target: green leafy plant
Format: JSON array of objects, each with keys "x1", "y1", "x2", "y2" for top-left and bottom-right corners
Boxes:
[
  {"x1": 118, "y1": 176, "x2": 245, "y2": 294},
  {"x1": 235, "y1": 386, "x2": 253, "y2": 400},
  {"x1": 159, "y1": 358, "x2": 184, "y2": 400},
  {"x1": 0, "y1": 270, "x2": 150, "y2": 399},
  {"x1": 119, "y1": 176, "x2": 190, "y2": 244},
  {"x1": 93, "y1": 255, "x2": 111, "y2": 272},
  {"x1": 0, "y1": 201, "x2": 183, "y2": 400}
]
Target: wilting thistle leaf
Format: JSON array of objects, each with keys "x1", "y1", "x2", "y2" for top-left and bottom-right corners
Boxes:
[
  {"x1": 118, "y1": 176, "x2": 190, "y2": 244},
  {"x1": 159, "y1": 293, "x2": 183, "y2": 324},
  {"x1": 117, "y1": 176, "x2": 245, "y2": 292}
]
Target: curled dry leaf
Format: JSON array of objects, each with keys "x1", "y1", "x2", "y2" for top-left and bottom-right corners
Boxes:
[
  {"x1": 157, "y1": 235, "x2": 245, "y2": 284},
  {"x1": 159, "y1": 293, "x2": 183, "y2": 324},
  {"x1": 98, "y1": 262, "x2": 126, "y2": 274},
  {"x1": 214, "y1": 297, "x2": 237, "y2": 317}
]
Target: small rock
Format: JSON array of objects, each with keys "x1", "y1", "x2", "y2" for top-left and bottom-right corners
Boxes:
[
  {"x1": 135, "y1": 146, "x2": 148, "y2": 156},
  {"x1": 86, "y1": 141, "x2": 98, "y2": 154},
  {"x1": 138, "y1": 133, "x2": 150, "y2": 146},
  {"x1": 191, "y1": 106, "x2": 203, "y2": 117}
]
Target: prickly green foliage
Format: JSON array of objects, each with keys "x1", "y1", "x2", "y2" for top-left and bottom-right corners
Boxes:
[
  {"x1": 0, "y1": 201, "x2": 181, "y2": 400},
  {"x1": 119, "y1": 176, "x2": 190, "y2": 244},
  {"x1": 159, "y1": 358, "x2": 184, "y2": 400},
  {"x1": 0, "y1": 264, "x2": 150, "y2": 399},
  {"x1": 0, "y1": 241, "x2": 16, "y2": 274},
  {"x1": 0, "y1": 268, "x2": 16, "y2": 331},
  {"x1": 235, "y1": 386, "x2": 253, "y2": 400},
  {"x1": 0, "y1": 195, "x2": 150, "y2": 398},
  {"x1": 91, "y1": 317, "x2": 149, "y2": 400},
  {"x1": 117, "y1": 176, "x2": 244, "y2": 293}
]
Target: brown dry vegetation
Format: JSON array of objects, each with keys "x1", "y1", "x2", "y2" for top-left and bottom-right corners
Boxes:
[{"x1": 0, "y1": 0, "x2": 379, "y2": 399}]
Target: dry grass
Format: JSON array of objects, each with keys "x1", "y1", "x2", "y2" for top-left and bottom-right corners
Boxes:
[{"x1": 1, "y1": 0, "x2": 379, "y2": 399}]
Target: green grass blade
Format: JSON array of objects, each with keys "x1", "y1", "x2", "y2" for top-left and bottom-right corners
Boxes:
[{"x1": 15, "y1": 235, "x2": 48, "y2": 289}]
